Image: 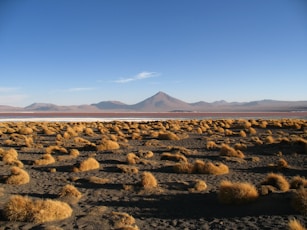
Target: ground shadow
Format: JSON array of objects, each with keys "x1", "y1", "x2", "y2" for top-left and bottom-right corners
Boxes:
[{"x1": 100, "y1": 191, "x2": 297, "y2": 219}]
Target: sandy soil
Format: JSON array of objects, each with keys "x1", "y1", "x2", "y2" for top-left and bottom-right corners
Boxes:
[{"x1": 0, "y1": 118, "x2": 306, "y2": 229}]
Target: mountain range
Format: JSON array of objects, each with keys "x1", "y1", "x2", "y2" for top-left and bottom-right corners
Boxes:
[{"x1": 1, "y1": 91, "x2": 307, "y2": 112}]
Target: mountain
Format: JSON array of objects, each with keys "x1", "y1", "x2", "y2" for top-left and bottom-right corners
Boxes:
[
  {"x1": 91, "y1": 101, "x2": 128, "y2": 110},
  {"x1": 130, "y1": 91, "x2": 194, "y2": 112},
  {"x1": 24, "y1": 103, "x2": 100, "y2": 112},
  {"x1": 0, "y1": 91, "x2": 306, "y2": 112}
]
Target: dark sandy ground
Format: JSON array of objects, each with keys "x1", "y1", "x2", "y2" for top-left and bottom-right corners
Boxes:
[{"x1": 0, "y1": 118, "x2": 306, "y2": 229}]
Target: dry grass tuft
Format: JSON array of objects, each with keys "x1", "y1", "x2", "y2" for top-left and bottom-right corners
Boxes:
[
  {"x1": 261, "y1": 173, "x2": 290, "y2": 192},
  {"x1": 87, "y1": 176, "x2": 110, "y2": 184},
  {"x1": 218, "y1": 180, "x2": 259, "y2": 204},
  {"x1": 220, "y1": 144, "x2": 245, "y2": 158},
  {"x1": 174, "y1": 160, "x2": 229, "y2": 175},
  {"x1": 3, "y1": 195, "x2": 72, "y2": 223},
  {"x1": 34, "y1": 154, "x2": 55, "y2": 166},
  {"x1": 6, "y1": 166, "x2": 30, "y2": 185},
  {"x1": 58, "y1": 184, "x2": 82, "y2": 204},
  {"x1": 292, "y1": 188, "x2": 307, "y2": 215},
  {"x1": 136, "y1": 150, "x2": 154, "y2": 158},
  {"x1": 277, "y1": 158, "x2": 289, "y2": 169},
  {"x1": 73, "y1": 157, "x2": 100, "y2": 172},
  {"x1": 206, "y1": 140, "x2": 218, "y2": 150},
  {"x1": 195, "y1": 160, "x2": 229, "y2": 175},
  {"x1": 173, "y1": 162, "x2": 194, "y2": 174},
  {"x1": 45, "y1": 145, "x2": 68, "y2": 155},
  {"x1": 126, "y1": 153, "x2": 140, "y2": 165},
  {"x1": 290, "y1": 176, "x2": 307, "y2": 189},
  {"x1": 140, "y1": 172, "x2": 158, "y2": 189},
  {"x1": 59, "y1": 184, "x2": 82, "y2": 201},
  {"x1": 117, "y1": 165, "x2": 139, "y2": 174},
  {"x1": 189, "y1": 179, "x2": 207, "y2": 192},
  {"x1": 110, "y1": 211, "x2": 139, "y2": 230},
  {"x1": 158, "y1": 132, "x2": 180, "y2": 140},
  {"x1": 96, "y1": 139, "x2": 120, "y2": 151},
  {"x1": 160, "y1": 152, "x2": 187, "y2": 162},
  {"x1": 288, "y1": 219, "x2": 306, "y2": 230}
]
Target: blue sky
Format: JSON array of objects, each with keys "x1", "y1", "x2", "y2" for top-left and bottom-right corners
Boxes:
[{"x1": 0, "y1": 0, "x2": 306, "y2": 107}]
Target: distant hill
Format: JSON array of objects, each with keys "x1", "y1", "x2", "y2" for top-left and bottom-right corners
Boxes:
[{"x1": 0, "y1": 91, "x2": 307, "y2": 112}]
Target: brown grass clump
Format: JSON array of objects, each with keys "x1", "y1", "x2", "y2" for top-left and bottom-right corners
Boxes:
[
  {"x1": 206, "y1": 140, "x2": 218, "y2": 150},
  {"x1": 218, "y1": 180, "x2": 259, "y2": 204},
  {"x1": 45, "y1": 145, "x2": 68, "y2": 155},
  {"x1": 126, "y1": 153, "x2": 140, "y2": 165},
  {"x1": 277, "y1": 158, "x2": 289, "y2": 169},
  {"x1": 1, "y1": 148, "x2": 19, "y2": 165},
  {"x1": 160, "y1": 152, "x2": 187, "y2": 162},
  {"x1": 158, "y1": 132, "x2": 180, "y2": 140},
  {"x1": 19, "y1": 127, "x2": 33, "y2": 135},
  {"x1": 73, "y1": 157, "x2": 100, "y2": 172},
  {"x1": 117, "y1": 165, "x2": 139, "y2": 174},
  {"x1": 87, "y1": 176, "x2": 110, "y2": 184},
  {"x1": 290, "y1": 176, "x2": 307, "y2": 189},
  {"x1": 173, "y1": 160, "x2": 229, "y2": 175},
  {"x1": 265, "y1": 135, "x2": 275, "y2": 144},
  {"x1": 220, "y1": 144, "x2": 245, "y2": 158},
  {"x1": 111, "y1": 211, "x2": 139, "y2": 230},
  {"x1": 288, "y1": 219, "x2": 306, "y2": 230},
  {"x1": 173, "y1": 162, "x2": 194, "y2": 174},
  {"x1": 261, "y1": 173, "x2": 290, "y2": 192},
  {"x1": 3, "y1": 195, "x2": 72, "y2": 223},
  {"x1": 59, "y1": 184, "x2": 82, "y2": 204},
  {"x1": 69, "y1": 149, "x2": 80, "y2": 157},
  {"x1": 189, "y1": 179, "x2": 207, "y2": 192},
  {"x1": 194, "y1": 160, "x2": 229, "y2": 175},
  {"x1": 6, "y1": 166, "x2": 30, "y2": 185},
  {"x1": 140, "y1": 172, "x2": 158, "y2": 189},
  {"x1": 34, "y1": 154, "x2": 55, "y2": 166},
  {"x1": 136, "y1": 150, "x2": 154, "y2": 158},
  {"x1": 292, "y1": 188, "x2": 307, "y2": 215},
  {"x1": 96, "y1": 139, "x2": 120, "y2": 151}
]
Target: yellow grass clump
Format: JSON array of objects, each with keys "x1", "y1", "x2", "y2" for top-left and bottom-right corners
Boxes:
[
  {"x1": 194, "y1": 160, "x2": 229, "y2": 175},
  {"x1": 158, "y1": 132, "x2": 180, "y2": 140},
  {"x1": 218, "y1": 180, "x2": 259, "y2": 204},
  {"x1": 96, "y1": 139, "x2": 120, "y2": 151},
  {"x1": 3, "y1": 195, "x2": 72, "y2": 223},
  {"x1": 173, "y1": 162, "x2": 194, "y2": 174},
  {"x1": 220, "y1": 144, "x2": 245, "y2": 158},
  {"x1": 206, "y1": 141, "x2": 218, "y2": 150},
  {"x1": 111, "y1": 211, "x2": 139, "y2": 230},
  {"x1": 189, "y1": 179, "x2": 207, "y2": 192},
  {"x1": 173, "y1": 160, "x2": 229, "y2": 175},
  {"x1": 290, "y1": 176, "x2": 307, "y2": 189},
  {"x1": 292, "y1": 188, "x2": 307, "y2": 215},
  {"x1": 73, "y1": 157, "x2": 100, "y2": 172},
  {"x1": 265, "y1": 135, "x2": 275, "y2": 144},
  {"x1": 140, "y1": 172, "x2": 158, "y2": 189},
  {"x1": 126, "y1": 153, "x2": 140, "y2": 165},
  {"x1": 1, "y1": 148, "x2": 19, "y2": 165},
  {"x1": 34, "y1": 154, "x2": 55, "y2": 166},
  {"x1": 45, "y1": 145, "x2": 68, "y2": 155},
  {"x1": 87, "y1": 176, "x2": 110, "y2": 184},
  {"x1": 277, "y1": 158, "x2": 289, "y2": 169},
  {"x1": 59, "y1": 184, "x2": 82, "y2": 204},
  {"x1": 6, "y1": 166, "x2": 30, "y2": 185},
  {"x1": 19, "y1": 127, "x2": 33, "y2": 135},
  {"x1": 160, "y1": 152, "x2": 187, "y2": 162},
  {"x1": 261, "y1": 173, "x2": 290, "y2": 192},
  {"x1": 136, "y1": 150, "x2": 154, "y2": 158},
  {"x1": 288, "y1": 219, "x2": 306, "y2": 230},
  {"x1": 117, "y1": 165, "x2": 139, "y2": 174}
]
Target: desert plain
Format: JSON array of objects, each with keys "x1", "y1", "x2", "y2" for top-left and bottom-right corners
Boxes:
[{"x1": 0, "y1": 117, "x2": 306, "y2": 230}]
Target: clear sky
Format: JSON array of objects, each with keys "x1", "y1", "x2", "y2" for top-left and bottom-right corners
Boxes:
[{"x1": 0, "y1": 0, "x2": 307, "y2": 107}]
